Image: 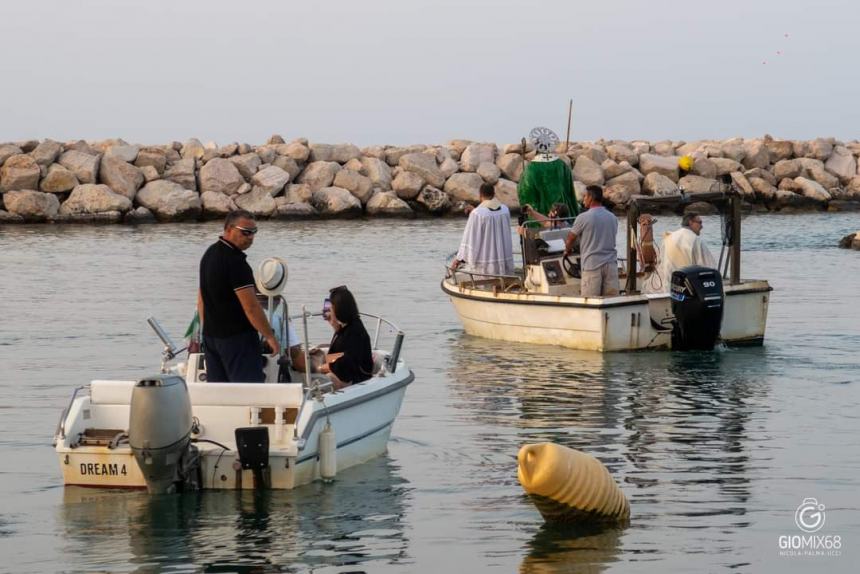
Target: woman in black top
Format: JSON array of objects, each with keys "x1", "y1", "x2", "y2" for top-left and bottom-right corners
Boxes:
[{"x1": 320, "y1": 286, "x2": 373, "y2": 389}]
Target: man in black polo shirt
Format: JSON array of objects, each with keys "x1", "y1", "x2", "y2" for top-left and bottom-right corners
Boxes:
[{"x1": 197, "y1": 210, "x2": 280, "y2": 382}]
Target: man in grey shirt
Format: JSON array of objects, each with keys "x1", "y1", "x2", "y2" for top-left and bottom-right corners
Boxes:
[{"x1": 563, "y1": 186, "x2": 620, "y2": 297}]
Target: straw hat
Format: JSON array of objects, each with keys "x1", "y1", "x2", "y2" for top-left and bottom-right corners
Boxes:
[{"x1": 255, "y1": 257, "x2": 288, "y2": 296}]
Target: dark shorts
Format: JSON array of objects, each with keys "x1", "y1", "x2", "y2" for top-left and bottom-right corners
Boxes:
[{"x1": 203, "y1": 331, "x2": 264, "y2": 383}]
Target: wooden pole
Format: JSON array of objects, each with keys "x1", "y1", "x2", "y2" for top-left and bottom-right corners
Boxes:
[
  {"x1": 626, "y1": 205, "x2": 639, "y2": 294},
  {"x1": 564, "y1": 99, "x2": 573, "y2": 154}
]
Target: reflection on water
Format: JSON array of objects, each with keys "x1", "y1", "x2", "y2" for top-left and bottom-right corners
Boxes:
[
  {"x1": 2, "y1": 215, "x2": 860, "y2": 572},
  {"x1": 447, "y1": 333, "x2": 772, "y2": 568},
  {"x1": 520, "y1": 523, "x2": 624, "y2": 574},
  {"x1": 59, "y1": 457, "x2": 411, "y2": 573}
]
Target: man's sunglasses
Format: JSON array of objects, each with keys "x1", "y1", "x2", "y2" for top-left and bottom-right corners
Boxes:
[{"x1": 234, "y1": 225, "x2": 258, "y2": 237}]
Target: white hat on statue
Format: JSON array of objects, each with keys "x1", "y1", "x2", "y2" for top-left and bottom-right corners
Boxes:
[{"x1": 255, "y1": 257, "x2": 288, "y2": 296}]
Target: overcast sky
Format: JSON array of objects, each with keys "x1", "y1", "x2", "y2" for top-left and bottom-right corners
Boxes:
[{"x1": 2, "y1": 0, "x2": 857, "y2": 146}]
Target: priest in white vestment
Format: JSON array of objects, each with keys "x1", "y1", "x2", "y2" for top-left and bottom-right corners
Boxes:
[
  {"x1": 451, "y1": 183, "x2": 514, "y2": 276},
  {"x1": 657, "y1": 213, "x2": 717, "y2": 289}
]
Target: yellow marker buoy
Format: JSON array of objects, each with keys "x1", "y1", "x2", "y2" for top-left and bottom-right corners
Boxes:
[{"x1": 518, "y1": 443, "x2": 629, "y2": 524}]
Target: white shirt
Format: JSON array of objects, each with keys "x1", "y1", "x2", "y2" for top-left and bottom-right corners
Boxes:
[
  {"x1": 658, "y1": 227, "x2": 717, "y2": 288},
  {"x1": 455, "y1": 199, "x2": 514, "y2": 276}
]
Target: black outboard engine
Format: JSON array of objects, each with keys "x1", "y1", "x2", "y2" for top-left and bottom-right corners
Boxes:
[{"x1": 670, "y1": 266, "x2": 724, "y2": 350}]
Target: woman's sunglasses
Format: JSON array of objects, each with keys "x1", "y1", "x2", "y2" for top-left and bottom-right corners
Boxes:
[{"x1": 234, "y1": 225, "x2": 258, "y2": 237}]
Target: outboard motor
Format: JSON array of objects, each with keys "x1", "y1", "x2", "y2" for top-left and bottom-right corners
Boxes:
[
  {"x1": 670, "y1": 266, "x2": 724, "y2": 350},
  {"x1": 129, "y1": 374, "x2": 200, "y2": 494}
]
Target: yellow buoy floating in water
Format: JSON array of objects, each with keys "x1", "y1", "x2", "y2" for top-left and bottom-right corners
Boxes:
[{"x1": 518, "y1": 442, "x2": 630, "y2": 524}]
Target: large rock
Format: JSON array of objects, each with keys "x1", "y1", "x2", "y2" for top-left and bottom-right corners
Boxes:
[
  {"x1": 136, "y1": 180, "x2": 202, "y2": 221},
  {"x1": 309, "y1": 143, "x2": 361, "y2": 164},
  {"x1": 793, "y1": 177, "x2": 831, "y2": 202},
  {"x1": 748, "y1": 177, "x2": 777, "y2": 200},
  {"x1": 2, "y1": 189, "x2": 59, "y2": 220},
  {"x1": 691, "y1": 157, "x2": 718, "y2": 179},
  {"x1": 311, "y1": 186, "x2": 362, "y2": 216},
  {"x1": 638, "y1": 154, "x2": 679, "y2": 182},
  {"x1": 679, "y1": 175, "x2": 719, "y2": 194},
  {"x1": 773, "y1": 159, "x2": 802, "y2": 180},
  {"x1": 744, "y1": 167, "x2": 776, "y2": 186},
  {"x1": 200, "y1": 190, "x2": 237, "y2": 217},
  {"x1": 385, "y1": 145, "x2": 426, "y2": 167},
  {"x1": 496, "y1": 153, "x2": 524, "y2": 182},
  {"x1": 230, "y1": 153, "x2": 262, "y2": 180},
  {"x1": 459, "y1": 143, "x2": 497, "y2": 172},
  {"x1": 234, "y1": 187, "x2": 277, "y2": 217},
  {"x1": 275, "y1": 200, "x2": 317, "y2": 219},
  {"x1": 255, "y1": 145, "x2": 277, "y2": 164},
  {"x1": 59, "y1": 150, "x2": 100, "y2": 184},
  {"x1": 399, "y1": 153, "x2": 444, "y2": 188},
  {"x1": 443, "y1": 172, "x2": 483, "y2": 203},
  {"x1": 392, "y1": 171, "x2": 425, "y2": 200},
  {"x1": 99, "y1": 155, "x2": 144, "y2": 200},
  {"x1": 333, "y1": 169, "x2": 373, "y2": 203},
  {"x1": 741, "y1": 140, "x2": 770, "y2": 169},
  {"x1": 59, "y1": 184, "x2": 132, "y2": 214},
  {"x1": 797, "y1": 158, "x2": 839, "y2": 189},
  {"x1": 494, "y1": 178, "x2": 519, "y2": 209},
  {"x1": 711, "y1": 157, "x2": 743, "y2": 176},
  {"x1": 359, "y1": 156, "x2": 393, "y2": 190},
  {"x1": 251, "y1": 165, "x2": 291, "y2": 196},
  {"x1": 642, "y1": 172, "x2": 677, "y2": 196},
  {"x1": 0, "y1": 144, "x2": 23, "y2": 166},
  {"x1": 606, "y1": 143, "x2": 638, "y2": 166},
  {"x1": 604, "y1": 171, "x2": 640, "y2": 199},
  {"x1": 0, "y1": 209, "x2": 24, "y2": 222},
  {"x1": 296, "y1": 161, "x2": 341, "y2": 191},
  {"x1": 39, "y1": 164, "x2": 79, "y2": 192},
  {"x1": 163, "y1": 158, "x2": 197, "y2": 191},
  {"x1": 140, "y1": 165, "x2": 160, "y2": 182},
  {"x1": 277, "y1": 142, "x2": 310, "y2": 163},
  {"x1": 199, "y1": 158, "x2": 244, "y2": 195},
  {"x1": 602, "y1": 159, "x2": 633, "y2": 180},
  {"x1": 809, "y1": 138, "x2": 834, "y2": 161},
  {"x1": 572, "y1": 155, "x2": 604, "y2": 186},
  {"x1": 764, "y1": 137, "x2": 794, "y2": 162},
  {"x1": 824, "y1": 145, "x2": 856, "y2": 183},
  {"x1": 838, "y1": 232, "x2": 860, "y2": 250},
  {"x1": 438, "y1": 156, "x2": 458, "y2": 179},
  {"x1": 104, "y1": 143, "x2": 140, "y2": 163},
  {"x1": 720, "y1": 139, "x2": 746, "y2": 162},
  {"x1": 135, "y1": 148, "x2": 168, "y2": 174},
  {"x1": 360, "y1": 145, "x2": 387, "y2": 160},
  {"x1": 416, "y1": 185, "x2": 451, "y2": 214},
  {"x1": 272, "y1": 156, "x2": 302, "y2": 181},
  {"x1": 31, "y1": 140, "x2": 63, "y2": 166},
  {"x1": 365, "y1": 191, "x2": 413, "y2": 216},
  {"x1": 730, "y1": 172, "x2": 756, "y2": 200},
  {"x1": 181, "y1": 138, "x2": 205, "y2": 160},
  {"x1": 283, "y1": 183, "x2": 313, "y2": 204},
  {"x1": 0, "y1": 154, "x2": 41, "y2": 191},
  {"x1": 653, "y1": 140, "x2": 676, "y2": 156},
  {"x1": 477, "y1": 162, "x2": 501, "y2": 185}
]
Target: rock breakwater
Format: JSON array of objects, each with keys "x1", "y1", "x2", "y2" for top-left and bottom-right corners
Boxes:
[{"x1": 2, "y1": 135, "x2": 860, "y2": 223}]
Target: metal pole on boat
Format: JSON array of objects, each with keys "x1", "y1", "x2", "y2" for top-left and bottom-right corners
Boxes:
[
  {"x1": 730, "y1": 193, "x2": 741, "y2": 285},
  {"x1": 302, "y1": 305, "x2": 311, "y2": 389}
]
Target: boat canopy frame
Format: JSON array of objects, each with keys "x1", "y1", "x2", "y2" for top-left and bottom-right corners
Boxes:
[{"x1": 625, "y1": 185, "x2": 742, "y2": 294}]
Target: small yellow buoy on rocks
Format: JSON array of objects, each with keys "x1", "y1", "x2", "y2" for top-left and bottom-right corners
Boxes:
[{"x1": 518, "y1": 443, "x2": 630, "y2": 525}]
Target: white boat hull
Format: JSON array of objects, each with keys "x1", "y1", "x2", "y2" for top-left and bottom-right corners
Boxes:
[
  {"x1": 55, "y1": 365, "x2": 413, "y2": 490},
  {"x1": 442, "y1": 279, "x2": 771, "y2": 352}
]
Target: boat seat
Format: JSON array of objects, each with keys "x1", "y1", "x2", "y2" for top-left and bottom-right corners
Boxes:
[{"x1": 90, "y1": 380, "x2": 304, "y2": 408}]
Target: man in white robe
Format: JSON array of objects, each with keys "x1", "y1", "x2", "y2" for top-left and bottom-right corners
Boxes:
[
  {"x1": 451, "y1": 183, "x2": 514, "y2": 276},
  {"x1": 658, "y1": 213, "x2": 717, "y2": 288}
]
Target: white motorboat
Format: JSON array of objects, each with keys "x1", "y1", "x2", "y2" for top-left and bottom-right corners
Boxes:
[
  {"x1": 443, "y1": 190, "x2": 771, "y2": 352},
  {"x1": 54, "y1": 266, "x2": 412, "y2": 492}
]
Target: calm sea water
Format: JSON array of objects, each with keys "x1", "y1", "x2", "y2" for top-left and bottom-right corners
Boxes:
[{"x1": 0, "y1": 213, "x2": 858, "y2": 573}]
